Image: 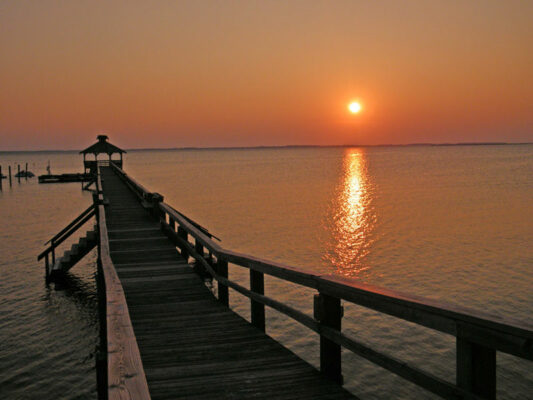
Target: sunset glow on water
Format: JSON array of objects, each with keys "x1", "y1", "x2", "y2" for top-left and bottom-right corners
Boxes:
[
  {"x1": 1, "y1": 146, "x2": 531, "y2": 398},
  {"x1": 326, "y1": 148, "x2": 376, "y2": 275}
]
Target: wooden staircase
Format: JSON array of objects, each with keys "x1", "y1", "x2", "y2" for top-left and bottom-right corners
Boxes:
[
  {"x1": 38, "y1": 203, "x2": 97, "y2": 281},
  {"x1": 48, "y1": 229, "x2": 97, "y2": 278}
]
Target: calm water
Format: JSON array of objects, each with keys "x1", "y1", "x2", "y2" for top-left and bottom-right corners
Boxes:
[{"x1": 1, "y1": 145, "x2": 532, "y2": 399}]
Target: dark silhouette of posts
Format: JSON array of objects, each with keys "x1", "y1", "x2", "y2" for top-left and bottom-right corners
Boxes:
[
  {"x1": 457, "y1": 332, "x2": 496, "y2": 399},
  {"x1": 17, "y1": 164, "x2": 20, "y2": 182},
  {"x1": 9, "y1": 166, "x2": 12, "y2": 186},
  {"x1": 250, "y1": 270, "x2": 265, "y2": 331},
  {"x1": 315, "y1": 293, "x2": 343, "y2": 384},
  {"x1": 217, "y1": 259, "x2": 229, "y2": 306},
  {"x1": 25, "y1": 163, "x2": 28, "y2": 180},
  {"x1": 0, "y1": 166, "x2": 2, "y2": 190},
  {"x1": 177, "y1": 226, "x2": 189, "y2": 261}
]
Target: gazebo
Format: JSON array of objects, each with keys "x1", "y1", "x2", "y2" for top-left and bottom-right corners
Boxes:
[{"x1": 80, "y1": 135, "x2": 126, "y2": 173}]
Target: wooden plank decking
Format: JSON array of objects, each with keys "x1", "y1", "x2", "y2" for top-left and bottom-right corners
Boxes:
[{"x1": 100, "y1": 166, "x2": 355, "y2": 399}]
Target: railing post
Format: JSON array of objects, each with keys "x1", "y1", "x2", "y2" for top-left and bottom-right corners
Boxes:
[
  {"x1": 193, "y1": 241, "x2": 206, "y2": 277},
  {"x1": 457, "y1": 326, "x2": 496, "y2": 399},
  {"x1": 147, "y1": 192, "x2": 164, "y2": 220},
  {"x1": 45, "y1": 254, "x2": 50, "y2": 280},
  {"x1": 250, "y1": 270, "x2": 265, "y2": 331},
  {"x1": 217, "y1": 258, "x2": 229, "y2": 307},
  {"x1": 51, "y1": 240, "x2": 56, "y2": 264},
  {"x1": 314, "y1": 293, "x2": 343, "y2": 384},
  {"x1": 177, "y1": 226, "x2": 189, "y2": 261}
]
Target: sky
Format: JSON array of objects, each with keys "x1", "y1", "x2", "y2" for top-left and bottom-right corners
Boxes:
[{"x1": 1, "y1": 0, "x2": 532, "y2": 150}]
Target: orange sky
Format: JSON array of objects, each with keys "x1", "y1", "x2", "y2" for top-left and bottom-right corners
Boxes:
[{"x1": 1, "y1": 1, "x2": 532, "y2": 150}]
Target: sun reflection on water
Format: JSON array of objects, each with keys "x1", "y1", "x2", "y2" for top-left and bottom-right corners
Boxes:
[{"x1": 324, "y1": 148, "x2": 376, "y2": 276}]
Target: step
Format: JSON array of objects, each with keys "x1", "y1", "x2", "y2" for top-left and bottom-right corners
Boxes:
[
  {"x1": 108, "y1": 227, "x2": 164, "y2": 240},
  {"x1": 86, "y1": 230, "x2": 97, "y2": 241},
  {"x1": 70, "y1": 244, "x2": 80, "y2": 256},
  {"x1": 109, "y1": 237, "x2": 171, "y2": 251},
  {"x1": 62, "y1": 250, "x2": 72, "y2": 263}
]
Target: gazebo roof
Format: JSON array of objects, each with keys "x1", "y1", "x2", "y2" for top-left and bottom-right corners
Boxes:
[{"x1": 80, "y1": 135, "x2": 126, "y2": 155}]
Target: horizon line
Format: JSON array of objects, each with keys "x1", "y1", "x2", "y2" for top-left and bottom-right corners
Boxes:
[{"x1": 0, "y1": 141, "x2": 531, "y2": 153}]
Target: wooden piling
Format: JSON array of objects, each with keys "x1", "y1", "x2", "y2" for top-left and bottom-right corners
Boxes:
[
  {"x1": 25, "y1": 163, "x2": 28, "y2": 180},
  {"x1": 9, "y1": 165, "x2": 12, "y2": 186},
  {"x1": 0, "y1": 165, "x2": 2, "y2": 190},
  {"x1": 17, "y1": 164, "x2": 20, "y2": 182}
]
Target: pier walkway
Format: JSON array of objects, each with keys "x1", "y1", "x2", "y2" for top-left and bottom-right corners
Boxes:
[
  {"x1": 39, "y1": 160, "x2": 533, "y2": 400},
  {"x1": 99, "y1": 166, "x2": 354, "y2": 399}
]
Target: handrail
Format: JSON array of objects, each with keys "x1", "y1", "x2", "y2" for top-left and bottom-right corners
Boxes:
[
  {"x1": 44, "y1": 204, "x2": 95, "y2": 245},
  {"x1": 110, "y1": 162, "x2": 217, "y2": 239},
  {"x1": 38, "y1": 206, "x2": 96, "y2": 261},
  {"x1": 110, "y1": 164, "x2": 533, "y2": 400},
  {"x1": 161, "y1": 203, "x2": 533, "y2": 349},
  {"x1": 96, "y1": 166, "x2": 151, "y2": 400}
]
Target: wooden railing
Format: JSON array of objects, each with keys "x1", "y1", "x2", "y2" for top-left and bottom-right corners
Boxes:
[
  {"x1": 108, "y1": 163, "x2": 533, "y2": 400},
  {"x1": 95, "y1": 167, "x2": 150, "y2": 400},
  {"x1": 38, "y1": 203, "x2": 96, "y2": 276}
]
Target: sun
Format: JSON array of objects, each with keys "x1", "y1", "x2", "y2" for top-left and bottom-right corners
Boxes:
[{"x1": 348, "y1": 101, "x2": 362, "y2": 114}]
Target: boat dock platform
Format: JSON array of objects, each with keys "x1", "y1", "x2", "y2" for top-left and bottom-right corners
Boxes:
[{"x1": 38, "y1": 173, "x2": 93, "y2": 184}]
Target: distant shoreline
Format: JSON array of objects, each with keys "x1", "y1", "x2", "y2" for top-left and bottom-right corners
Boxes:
[{"x1": 0, "y1": 141, "x2": 531, "y2": 153}]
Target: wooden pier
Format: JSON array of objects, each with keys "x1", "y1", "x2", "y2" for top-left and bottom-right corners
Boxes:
[{"x1": 39, "y1": 160, "x2": 533, "y2": 400}]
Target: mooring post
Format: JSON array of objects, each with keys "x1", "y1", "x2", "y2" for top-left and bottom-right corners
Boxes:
[
  {"x1": 0, "y1": 165, "x2": 2, "y2": 191},
  {"x1": 250, "y1": 270, "x2": 265, "y2": 331},
  {"x1": 457, "y1": 325, "x2": 496, "y2": 399},
  {"x1": 217, "y1": 258, "x2": 229, "y2": 306},
  {"x1": 314, "y1": 293, "x2": 343, "y2": 384},
  {"x1": 9, "y1": 165, "x2": 12, "y2": 186},
  {"x1": 17, "y1": 164, "x2": 20, "y2": 182},
  {"x1": 25, "y1": 163, "x2": 28, "y2": 180}
]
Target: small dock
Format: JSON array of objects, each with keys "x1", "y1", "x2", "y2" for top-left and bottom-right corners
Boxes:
[
  {"x1": 37, "y1": 137, "x2": 533, "y2": 399},
  {"x1": 38, "y1": 173, "x2": 92, "y2": 184}
]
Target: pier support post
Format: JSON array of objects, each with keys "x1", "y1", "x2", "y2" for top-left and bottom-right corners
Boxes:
[
  {"x1": 250, "y1": 270, "x2": 265, "y2": 331},
  {"x1": 9, "y1": 166, "x2": 12, "y2": 186},
  {"x1": 0, "y1": 166, "x2": 2, "y2": 191},
  {"x1": 17, "y1": 164, "x2": 20, "y2": 182},
  {"x1": 457, "y1": 327, "x2": 496, "y2": 399},
  {"x1": 314, "y1": 293, "x2": 343, "y2": 384},
  {"x1": 217, "y1": 259, "x2": 229, "y2": 307}
]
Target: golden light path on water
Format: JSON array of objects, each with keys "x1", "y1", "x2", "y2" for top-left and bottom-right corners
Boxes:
[{"x1": 325, "y1": 148, "x2": 376, "y2": 276}]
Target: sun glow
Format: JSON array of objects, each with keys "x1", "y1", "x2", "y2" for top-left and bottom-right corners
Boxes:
[{"x1": 348, "y1": 101, "x2": 362, "y2": 114}]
